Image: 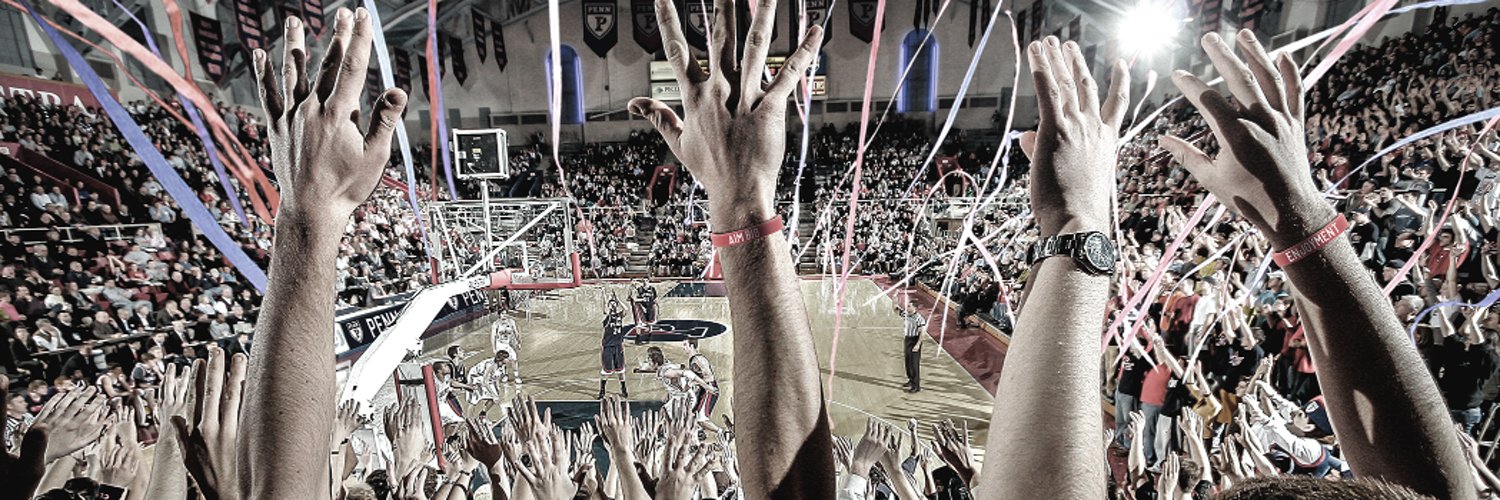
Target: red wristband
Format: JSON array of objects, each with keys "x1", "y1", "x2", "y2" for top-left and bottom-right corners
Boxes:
[
  {"x1": 710, "y1": 217, "x2": 784, "y2": 248},
  {"x1": 1271, "y1": 213, "x2": 1349, "y2": 267}
]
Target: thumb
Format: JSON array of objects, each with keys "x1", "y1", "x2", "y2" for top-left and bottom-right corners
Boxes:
[
  {"x1": 628, "y1": 97, "x2": 685, "y2": 148},
  {"x1": 1159, "y1": 135, "x2": 1214, "y2": 174},
  {"x1": 1019, "y1": 131, "x2": 1038, "y2": 161},
  {"x1": 17, "y1": 423, "x2": 49, "y2": 480},
  {"x1": 364, "y1": 88, "x2": 409, "y2": 153}
]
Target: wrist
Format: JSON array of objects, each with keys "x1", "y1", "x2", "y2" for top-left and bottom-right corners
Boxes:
[
  {"x1": 1039, "y1": 213, "x2": 1110, "y2": 237},
  {"x1": 707, "y1": 199, "x2": 776, "y2": 234},
  {"x1": 1264, "y1": 193, "x2": 1340, "y2": 251},
  {"x1": 275, "y1": 206, "x2": 350, "y2": 234}
]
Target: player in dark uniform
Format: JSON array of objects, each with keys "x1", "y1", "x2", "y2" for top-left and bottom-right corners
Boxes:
[
  {"x1": 631, "y1": 279, "x2": 660, "y2": 344},
  {"x1": 599, "y1": 295, "x2": 629, "y2": 399}
]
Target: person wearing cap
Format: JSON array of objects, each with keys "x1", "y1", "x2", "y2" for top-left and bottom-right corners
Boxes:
[{"x1": 1383, "y1": 259, "x2": 1418, "y2": 298}]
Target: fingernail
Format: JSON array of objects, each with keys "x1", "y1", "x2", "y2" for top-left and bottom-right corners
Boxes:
[
  {"x1": 287, "y1": 17, "x2": 299, "y2": 29},
  {"x1": 1029, "y1": 43, "x2": 1041, "y2": 55},
  {"x1": 338, "y1": 8, "x2": 352, "y2": 21},
  {"x1": 1239, "y1": 29, "x2": 1254, "y2": 41},
  {"x1": 1173, "y1": 69, "x2": 1192, "y2": 79},
  {"x1": 356, "y1": 7, "x2": 369, "y2": 21}
]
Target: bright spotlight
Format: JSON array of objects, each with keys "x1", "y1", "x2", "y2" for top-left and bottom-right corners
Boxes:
[{"x1": 1118, "y1": 3, "x2": 1182, "y2": 57}]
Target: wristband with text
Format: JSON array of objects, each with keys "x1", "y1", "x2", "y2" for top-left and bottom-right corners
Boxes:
[
  {"x1": 710, "y1": 217, "x2": 785, "y2": 248},
  {"x1": 1271, "y1": 213, "x2": 1349, "y2": 267}
]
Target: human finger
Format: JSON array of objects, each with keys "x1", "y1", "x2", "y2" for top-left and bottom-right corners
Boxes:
[{"x1": 762, "y1": 25, "x2": 824, "y2": 103}]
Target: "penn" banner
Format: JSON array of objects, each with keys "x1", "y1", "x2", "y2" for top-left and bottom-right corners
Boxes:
[{"x1": 583, "y1": 0, "x2": 619, "y2": 57}]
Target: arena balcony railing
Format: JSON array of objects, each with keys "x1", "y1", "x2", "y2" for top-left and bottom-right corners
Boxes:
[{"x1": 0, "y1": 222, "x2": 164, "y2": 245}]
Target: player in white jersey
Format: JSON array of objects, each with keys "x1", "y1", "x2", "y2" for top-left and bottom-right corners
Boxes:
[
  {"x1": 637, "y1": 345, "x2": 719, "y2": 431},
  {"x1": 490, "y1": 310, "x2": 521, "y2": 376},
  {"x1": 465, "y1": 349, "x2": 519, "y2": 417}
]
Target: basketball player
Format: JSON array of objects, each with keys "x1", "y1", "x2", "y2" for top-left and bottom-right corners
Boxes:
[
  {"x1": 895, "y1": 298, "x2": 928, "y2": 393},
  {"x1": 598, "y1": 296, "x2": 629, "y2": 399},
  {"x1": 637, "y1": 344, "x2": 719, "y2": 430},
  {"x1": 683, "y1": 341, "x2": 724, "y2": 431},
  {"x1": 631, "y1": 279, "x2": 660, "y2": 344},
  {"x1": 490, "y1": 309, "x2": 521, "y2": 378},
  {"x1": 465, "y1": 349, "x2": 519, "y2": 416}
]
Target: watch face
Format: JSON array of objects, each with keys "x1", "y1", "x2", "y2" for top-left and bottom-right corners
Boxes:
[{"x1": 1084, "y1": 233, "x2": 1116, "y2": 271}]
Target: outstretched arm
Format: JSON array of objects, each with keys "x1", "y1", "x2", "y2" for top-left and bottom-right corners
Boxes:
[
  {"x1": 239, "y1": 8, "x2": 408, "y2": 499},
  {"x1": 1159, "y1": 29, "x2": 1473, "y2": 499},
  {"x1": 976, "y1": 38, "x2": 1130, "y2": 499},
  {"x1": 629, "y1": 0, "x2": 830, "y2": 496}
]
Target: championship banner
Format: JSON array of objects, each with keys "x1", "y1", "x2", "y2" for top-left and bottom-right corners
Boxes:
[
  {"x1": 1068, "y1": 15, "x2": 1081, "y2": 40},
  {"x1": 968, "y1": 0, "x2": 991, "y2": 46},
  {"x1": 1015, "y1": 8, "x2": 1027, "y2": 45},
  {"x1": 449, "y1": 34, "x2": 468, "y2": 85},
  {"x1": 0, "y1": 72, "x2": 108, "y2": 108},
  {"x1": 232, "y1": 0, "x2": 266, "y2": 52},
  {"x1": 418, "y1": 54, "x2": 430, "y2": 97},
  {"x1": 473, "y1": 9, "x2": 489, "y2": 63},
  {"x1": 681, "y1": 0, "x2": 713, "y2": 51},
  {"x1": 734, "y1": 0, "x2": 775, "y2": 50},
  {"x1": 632, "y1": 0, "x2": 661, "y2": 54},
  {"x1": 1238, "y1": 0, "x2": 1267, "y2": 31},
  {"x1": 583, "y1": 0, "x2": 618, "y2": 57},
  {"x1": 364, "y1": 66, "x2": 381, "y2": 108},
  {"x1": 492, "y1": 18, "x2": 508, "y2": 71},
  {"x1": 303, "y1": 0, "x2": 326, "y2": 36},
  {"x1": 334, "y1": 290, "x2": 488, "y2": 357},
  {"x1": 1200, "y1": 0, "x2": 1222, "y2": 37},
  {"x1": 789, "y1": 0, "x2": 832, "y2": 52},
  {"x1": 394, "y1": 47, "x2": 413, "y2": 94},
  {"x1": 848, "y1": 0, "x2": 881, "y2": 43},
  {"x1": 277, "y1": 0, "x2": 304, "y2": 33},
  {"x1": 189, "y1": 13, "x2": 226, "y2": 83},
  {"x1": 916, "y1": 0, "x2": 929, "y2": 29},
  {"x1": 1030, "y1": 2, "x2": 1046, "y2": 42}
]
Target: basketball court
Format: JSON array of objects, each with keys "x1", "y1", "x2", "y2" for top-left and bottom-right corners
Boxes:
[{"x1": 404, "y1": 277, "x2": 994, "y2": 453}]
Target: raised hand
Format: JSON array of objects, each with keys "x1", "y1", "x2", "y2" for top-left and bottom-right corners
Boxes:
[
  {"x1": 251, "y1": 7, "x2": 407, "y2": 226},
  {"x1": 932, "y1": 419, "x2": 977, "y2": 487},
  {"x1": 33, "y1": 385, "x2": 107, "y2": 463},
  {"x1": 1017, "y1": 37, "x2": 1130, "y2": 236},
  {"x1": 594, "y1": 395, "x2": 650, "y2": 499},
  {"x1": 849, "y1": 417, "x2": 887, "y2": 478},
  {"x1": 333, "y1": 399, "x2": 367, "y2": 449},
  {"x1": 628, "y1": 0, "x2": 824, "y2": 231},
  {"x1": 654, "y1": 416, "x2": 712, "y2": 500},
  {"x1": 464, "y1": 417, "x2": 504, "y2": 471},
  {"x1": 147, "y1": 364, "x2": 194, "y2": 500},
  {"x1": 171, "y1": 348, "x2": 248, "y2": 500},
  {"x1": 97, "y1": 428, "x2": 140, "y2": 488},
  {"x1": 1158, "y1": 30, "x2": 1330, "y2": 247},
  {"x1": 382, "y1": 398, "x2": 431, "y2": 481},
  {"x1": 504, "y1": 423, "x2": 575, "y2": 500},
  {"x1": 0, "y1": 374, "x2": 48, "y2": 500}
]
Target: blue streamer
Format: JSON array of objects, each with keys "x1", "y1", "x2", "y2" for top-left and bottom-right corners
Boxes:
[
  {"x1": 109, "y1": 0, "x2": 249, "y2": 226},
  {"x1": 1408, "y1": 289, "x2": 1500, "y2": 339},
  {"x1": 362, "y1": 0, "x2": 435, "y2": 259},
  {"x1": 21, "y1": 0, "x2": 267, "y2": 292},
  {"x1": 427, "y1": 3, "x2": 457, "y2": 200}
]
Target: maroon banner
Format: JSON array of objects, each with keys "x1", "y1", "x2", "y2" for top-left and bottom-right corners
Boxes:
[
  {"x1": 848, "y1": 0, "x2": 881, "y2": 43},
  {"x1": 394, "y1": 47, "x2": 413, "y2": 94},
  {"x1": 473, "y1": 9, "x2": 489, "y2": 64},
  {"x1": 788, "y1": 0, "x2": 832, "y2": 52},
  {"x1": 632, "y1": 0, "x2": 661, "y2": 54},
  {"x1": 1199, "y1": 0, "x2": 1222, "y2": 37},
  {"x1": 303, "y1": 0, "x2": 327, "y2": 37},
  {"x1": 232, "y1": 0, "x2": 267, "y2": 53},
  {"x1": 190, "y1": 13, "x2": 227, "y2": 83},
  {"x1": 582, "y1": 0, "x2": 618, "y2": 57},
  {"x1": 680, "y1": 0, "x2": 713, "y2": 51},
  {"x1": 1030, "y1": 2, "x2": 1046, "y2": 42},
  {"x1": 492, "y1": 18, "x2": 508, "y2": 72},
  {"x1": 0, "y1": 72, "x2": 108, "y2": 108},
  {"x1": 448, "y1": 34, "x2": 468, "y2": 85},
  {"x1": 1068, "y1": 15, "x2": 1081, "y2": 40},
  {"x1": 1238, "y1": 0, "x2": 1267, "y2": 31}
]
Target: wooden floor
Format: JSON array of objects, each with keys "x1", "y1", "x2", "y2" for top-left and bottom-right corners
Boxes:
[{"x1": 414, "y1": 277, "x2": 996, "y2": 453}]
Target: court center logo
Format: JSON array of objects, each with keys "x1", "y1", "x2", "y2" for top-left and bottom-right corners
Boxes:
[{"x1": 624, "y1": 318, "x2": 729, "y2": 343}]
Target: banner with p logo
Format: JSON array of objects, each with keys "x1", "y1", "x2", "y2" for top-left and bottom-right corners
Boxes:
[{"x1": 583, "y1": 0, "x2": 619, "y2": 57}]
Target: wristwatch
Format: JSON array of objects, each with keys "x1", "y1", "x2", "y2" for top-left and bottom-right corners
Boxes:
[{"x1": 1028, "y1": 231, "x2": 1117, "y2": 275}]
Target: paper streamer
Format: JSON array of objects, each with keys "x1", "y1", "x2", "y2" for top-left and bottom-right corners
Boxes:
[
  {"x1": 44, "y1": 0, "x2": 278, "y2": 220},
  {"x1": 362, "y1": 0, "x2": 435, "y2": 259},
  {"x1": 1408, "y1": 289, "x2": 1500, "y2": 339},
  {"x1": 426, "y1": 0, "x2": 457, "y2": 200},
  {"x1": 827, "y1": 0, "x2": 886, "y2": 397},
  {"x1": 1302, "y1": 0, "x2": 1397, "y2": 86},
  {"x1": 111, "y1": 0, "x2": 249, "y2": 227},
  {"x1": 21, "y1": 0, "x2": 267, "y2": 292}
]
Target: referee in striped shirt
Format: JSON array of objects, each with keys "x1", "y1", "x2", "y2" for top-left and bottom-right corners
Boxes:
[{"x1": 896, "y1": 299, "x2": 928, "y2": 393}]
